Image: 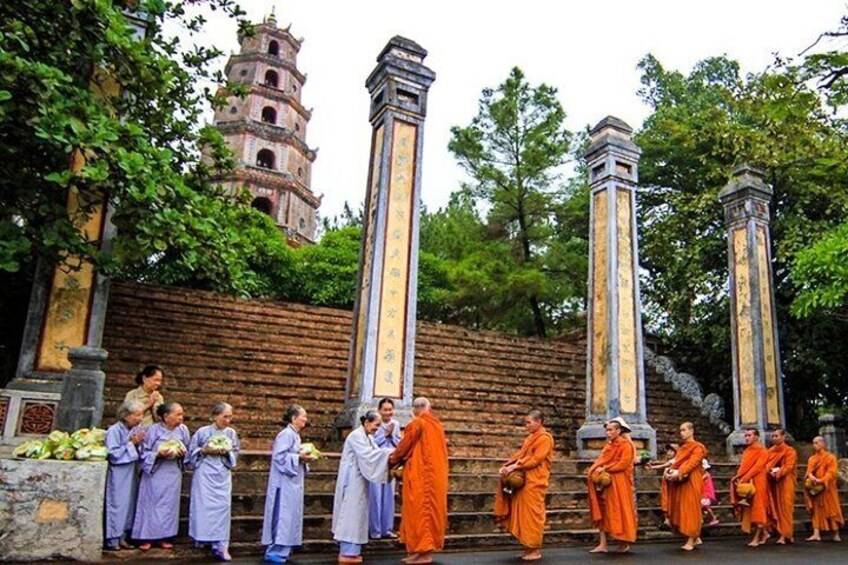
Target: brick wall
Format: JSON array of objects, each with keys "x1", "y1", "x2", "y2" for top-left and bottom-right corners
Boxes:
[{"x1": 101, "y1": 281, "x2": 727, "y2": 456}]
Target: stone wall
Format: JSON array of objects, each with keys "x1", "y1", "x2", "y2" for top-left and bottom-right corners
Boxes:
[
  {"x1": 101, "y1": 281, "x2": 728, "y2": 455},
  {"x1": 0, "y1": 458, "x2": 106, "y2": 561}
]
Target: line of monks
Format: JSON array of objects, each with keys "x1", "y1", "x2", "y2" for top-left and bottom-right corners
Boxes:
[
  {"x1": 506, "y1": 418, "x2": 844, "y2": 560},
  {"x1": 105, "y1": 371, "x2": 844, "y2": 565}
]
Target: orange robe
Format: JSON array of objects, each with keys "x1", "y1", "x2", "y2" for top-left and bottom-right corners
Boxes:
[
  {"x1": 666, "y1": 440, "x2": 706, "y2": 539},
  {"x1": 587, "y1": 436, "x2": 637, "y2": 542},
  {"x1": 766, "y1": 443, "x2": 796, "y2": 540},
  {"x1": 388, "y1": 411, "x2": 449, "y2": 553},
  {"x1": 731, "y1": 442, "x2": 769, "y2": 533},
  {"x1": 805, "y1": 450, "x2": 844, "y2": 532},
  {"x1": 493, "y1": 427, "x2": 554, "y2": 548}
]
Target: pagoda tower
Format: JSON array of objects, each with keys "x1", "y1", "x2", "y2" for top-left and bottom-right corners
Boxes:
[{"x1": 212, "y1": 11, "x2": 320, "y2": 243}]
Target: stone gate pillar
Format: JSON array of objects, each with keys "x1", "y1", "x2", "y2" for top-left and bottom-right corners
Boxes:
[
  {"x1": 577, "y1": 116, "x2": 656, "y2": 458},
  {"x1": 720, "y1": 165, "x2": 786, "y2": 454},
  {"x1": 337, "y1": 37, "x2": 435, "y2": 427}
]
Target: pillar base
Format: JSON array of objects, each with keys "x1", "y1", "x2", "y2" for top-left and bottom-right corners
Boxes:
[
  {"x1": 577, "y1": 420, "x2": 656, "y2": 459},
  {"x1": 55, "y1": 347, "x2": 108, "y2": 432}
]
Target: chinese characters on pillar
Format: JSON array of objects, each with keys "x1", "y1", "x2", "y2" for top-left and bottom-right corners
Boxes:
[{"x1": 373, "y1": 121, "x2": 417, "y2": 398}]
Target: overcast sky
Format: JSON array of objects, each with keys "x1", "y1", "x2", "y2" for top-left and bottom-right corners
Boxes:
[{"x1": 191, "y1": 1, "x2": 845, "y2": 223}]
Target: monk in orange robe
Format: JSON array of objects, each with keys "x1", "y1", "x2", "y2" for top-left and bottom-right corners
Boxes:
[
  {"x1": 388, "y1": 397, "x2": 448, "y2": 564},
  {"x1": 587, "y1": 418, "x2": 636, "y2": 553},
  {"x1": 765, "y1": 428, "x2": 796, "y2": 544},
  {"x1": 494, "y1": 409, "x2": 554, "y2": 562},
  {"x1": 804, "y1": 436, "x2": 844, "y2": 542},
  {"x1": 731, "y1": 428, "x2": 770, "y2": 546},
  {"x1": 665, "y1": 422, "x2": 706, "y2": 551},
  {"x1": 648, "y1": 443, "x2": 679, "y2": 528}
]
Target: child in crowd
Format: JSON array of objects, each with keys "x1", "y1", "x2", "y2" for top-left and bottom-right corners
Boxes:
[{"x1": 701, "y1": 459, "x2": 720, "y2": 526}]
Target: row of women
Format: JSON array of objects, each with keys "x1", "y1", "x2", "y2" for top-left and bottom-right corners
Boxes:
[
  {"x1": 106, "y1": 365, "x2": 239, "y2": 561},
  {"x1": 105, "y1": 398, "x2": 238, "y2": 560}
]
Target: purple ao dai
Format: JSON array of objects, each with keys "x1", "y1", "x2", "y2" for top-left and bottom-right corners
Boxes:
[
  {"x1": 188, "y1": 425, "x2": 240, "y2": 545},
  {"x1": 368, "y1": 418, "x2": 401, "y2": 537},
  {"x1": 104, "y1": 421, "x2": 141, "y2": 541},
  {"x1": 131, "y1": 422, "x2": 190, "y2": 540},
  {"x1": 261, "y1": 425, "x2": 307, "y2": 548}
]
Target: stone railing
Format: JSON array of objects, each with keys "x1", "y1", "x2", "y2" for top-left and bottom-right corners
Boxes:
[{"x1": 644, "y1": 348, "x2": 732, "y2": 435}]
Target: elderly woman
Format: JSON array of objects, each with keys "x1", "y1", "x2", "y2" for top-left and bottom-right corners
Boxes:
[
  {"x1": 188, "y1": 402, "x2": 240, "y2": 562},
  {"x1": 132, "y1": 402, "x2": 190, "y2": 551},
  {"x1": 333, "y1": 410, "x2": 393, "y2": 564},
  {"x1": 124, "y1": 364, "x2": 165, "y2": 427},
  {"x1": 104, "y1": 399, "x2": 146, "y2": 550},
  {"x1": 262, "y1": 405, "x2": 316, "y2": 564}
]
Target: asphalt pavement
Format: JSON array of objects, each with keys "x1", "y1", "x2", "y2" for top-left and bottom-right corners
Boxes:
[{"x1": 98, "y1": 537, "x2": 848, "y2": 565}]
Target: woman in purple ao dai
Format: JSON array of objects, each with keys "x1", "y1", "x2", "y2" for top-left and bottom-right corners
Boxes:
[
  {"x1": 369, "y1": 397, "x2": 402, "y2": 539},
  {"x1": 104, "y1": 399, "x2": 146, "y2": 550},
  {"x1": 188, "y1": 402, "x2": 240, "y2": 562},
  {"x1": 132, "y1": 402, "x2": 190, "y2": 551}
]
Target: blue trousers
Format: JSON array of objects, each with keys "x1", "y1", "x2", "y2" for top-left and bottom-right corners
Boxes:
[
  {"x1": 339, "y1": 541, "x2": 362, "y2": 556},
  {"x1": 265, "y1": 544, "x2": 292, "y2": 562}
]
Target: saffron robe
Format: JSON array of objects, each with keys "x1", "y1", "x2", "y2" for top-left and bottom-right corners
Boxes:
[
  {"x1": 332, "y1": 426, "x2": 392, "y2": 545},
  {"x1": 493, "y1": 427, "x2": 554, "y2": 548},
  {"x1": 587, "y1": 436, "x2": 637, "y2": 542},
  {"x1": 766, "y1": 443, "x2": 796, "y2": 540},
  {"x1": 188, "y1": 425, "x2": 240, "y2": 543},
  {"x1": 124, "y1": 386, "x2": 164, "y2": 427},
  {"x1": 666, "y1": 440, "x2": 706, "y2": 538},
  {"x1": 369, "y1": 418, "x2": 401, "y2": 537},
  {"x1": 261, "y1": 425, "x2": 308, "y2": 547},
  {"x1": 731, "y1": 442, "x2": 769, "y2": 533},
  {"x1": 132, "y1": 422, "x2": 190, "y2": 540},
  {"x1": 104, "y1": 421, "x2": 141, "y2": 540},
  {"x1": 388, "y1": 411, "x2": 449, "y2": 554},
  {"x1": 805, "y1": 450, "x2": 844, "y2": 532}
]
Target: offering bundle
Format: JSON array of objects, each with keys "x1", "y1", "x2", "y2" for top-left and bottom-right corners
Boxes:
[{"x1": 13, "y1": 427, "x2": 108, "y2": 461}]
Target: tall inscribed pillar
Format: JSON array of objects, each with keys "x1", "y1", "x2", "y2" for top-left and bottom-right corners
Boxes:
[
  {"x1": 338, "y1": 37, "x2": 435, "y2": 427},
  {"x1": 720, "y1": 165, "x2": 786, "y2": 455},
  {"x1": 577, "y1": 116, "x2": 656, "y2": 458}
]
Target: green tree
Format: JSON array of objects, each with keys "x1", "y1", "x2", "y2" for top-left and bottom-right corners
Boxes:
[
  {"x1": 448, "y1": 67, "x2": 575, "y2": 336},
  {"x1": 635, "y1": 52, "x2": 848, "y2": 435},
  {"x1": 0, "y1": 0, "x2": 298, "y2": 297}
]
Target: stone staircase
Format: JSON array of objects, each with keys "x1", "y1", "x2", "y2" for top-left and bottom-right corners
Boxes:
[
  {"x1": 158, "y1": 451, "x2": 847, "y2": 557},
  {"x1": 95, "y1": 282, "x2": 846, "y2": 557},
  {"x1": 100, "y1": 282, "x2": 728, "y2": 456}
]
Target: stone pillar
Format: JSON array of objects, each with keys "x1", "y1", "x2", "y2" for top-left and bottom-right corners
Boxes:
[
  {"x1": 720, "y1": 165, "x2": 787, "y2": 455},
  {"x1": 1, "y1": 9, "x2": 151, "y2": 441},
  {"x1": 577, "y1": 117, "x2": 656, "y2": 458},
  {"x1": 338, "y1": 37, "x2": 435, "y2": 428},
  {"x1": 55, "y1": 347, "x2": 108, "y2": 432}
]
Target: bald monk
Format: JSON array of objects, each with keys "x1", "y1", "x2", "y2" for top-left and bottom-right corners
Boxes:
[
  {"x1": 665, "y1": 422, "x2": 706, "y2": 551},
  {"x1": 805, "y1": 436, "x2": 844, "y2": 542},
  {"x1": 388, "y1": 397, "x2": 448, "y2": 564},
  {"x1": 731, "y1": 428, "x2": 770, "y2": 546},
  {"x1": 766, "y1": 428, "x2": 796, "y2": 544},
  {"x1": 494, "y1": 410, "x2": 554, "y2": 561},
  {"x1": 587, "y1": 418, "x2": 636, "y2": 554}
]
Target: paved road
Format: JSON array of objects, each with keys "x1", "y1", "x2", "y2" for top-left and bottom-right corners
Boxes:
[{"x1": 100, "y1": 538, "x2": 848, "y2": 564}]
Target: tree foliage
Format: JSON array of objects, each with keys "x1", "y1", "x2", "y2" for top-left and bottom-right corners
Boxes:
[
  {"x1": 635, "y1": 49, "x2": 848, "y2": 435},
  {"x1": 448, "y1": 67, "x2": 584, "y2": 336},
  {"x1": 0, "y1": 0, "x2": 300, "y2": 296}
]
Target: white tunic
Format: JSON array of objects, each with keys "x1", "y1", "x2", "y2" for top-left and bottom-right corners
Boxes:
[{"x1": 331, "y1": 426, "x2": 392, "y2": 544}]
